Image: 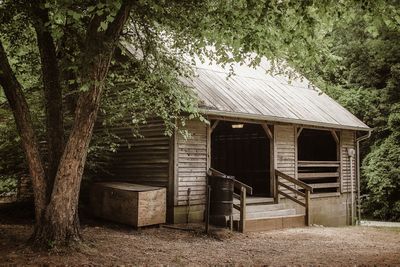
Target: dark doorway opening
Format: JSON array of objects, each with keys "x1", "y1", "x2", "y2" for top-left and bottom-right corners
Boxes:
[
  {"x1": 297, "y1": 128, "x2": 339, "y2": 194},
  {"x1": 211, "y1": 121, "x2": 271, "y2": 197},
  {"x1": 298, "y1": 129, "x2": 337, "y2": 161}
]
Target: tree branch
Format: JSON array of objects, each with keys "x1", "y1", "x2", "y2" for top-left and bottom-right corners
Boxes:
[{"x1": 0, "y1": 41, "x2": 47, "y2": 223}]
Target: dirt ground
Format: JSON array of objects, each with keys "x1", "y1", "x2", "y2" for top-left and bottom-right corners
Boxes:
[{"x1": 0, "y1": 219, "x2": 399, "y2": 266}]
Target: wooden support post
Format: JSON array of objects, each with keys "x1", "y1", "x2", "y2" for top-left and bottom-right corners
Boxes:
[
  {"x1": 205, "y1": 185, "x2": 211, "y2": 234},
  {"x1": 274, "y1": 174, "x2": 279, "y2": 204},
  {"x1": 305, "y1": 189, "x2": 311, "y2": 226},
  {"x1": 239, "y1": 187, "x2": 246, "y2": 233}
]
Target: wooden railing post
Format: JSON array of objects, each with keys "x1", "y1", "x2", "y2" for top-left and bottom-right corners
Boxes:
[
  {"x1": 305, "y1": 189, "x2": 311, "y2": 226},
  {"x1": 239, "y1": 187, "x2": 246, "y2": 233},
  {"x1": 275, "y1": 169, "x2": 313, "y2": 227},
  {"x1": 205, "y1": 185, "x2": 211, "y2": 234},
  {"x1": 274, "y1": 172, "x2": 279, "y2": 204}
]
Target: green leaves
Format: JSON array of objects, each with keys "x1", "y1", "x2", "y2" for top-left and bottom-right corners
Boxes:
[{"x1": 363, "y1": 135, "x2": 400, "y2": 221}]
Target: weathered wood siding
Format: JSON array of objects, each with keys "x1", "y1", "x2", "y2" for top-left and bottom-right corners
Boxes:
[
  {"x1": 176, "y1": 120, "x2": 207, "y2": 206},
  {"x1": 105, "y1": 119, "x2": 170, "y2": 188},
  {"x1": 274, "y1": 125, "x2": 296, "y2": 196},
  {"x1": 274, "y1": 125, "x2": 296, "y2": 177},
  {"x1": 341, "y1": 130, "x2": 356, "y2": 193}
]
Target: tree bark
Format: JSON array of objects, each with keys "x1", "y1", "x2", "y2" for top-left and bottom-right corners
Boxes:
[
  {"x1": 32, "y1": 3, "x2": 64, "y2": 201},
  {"x1": 30, "y1": 0, "x2": 133, "y2": 246},
  {"x1": 0, "y1": 41, "x2": 47, "y2": 224}
]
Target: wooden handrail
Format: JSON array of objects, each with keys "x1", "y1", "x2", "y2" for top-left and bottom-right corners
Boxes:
[
  {"x1": 275, "y1": 169, "x2": 313, "y2": 192},
  {"x1": 233, "y1": 179, "x2": 253, "y2": 195},
  {"x1": 208, "y1": 167, "x2": 253, "y2": 195},
  {"x1": 275, "y1": 169, "x2": 312, "y2": 226},
  {"x1": 208, "y1": 167, "x2": 232, "y2": 178}
]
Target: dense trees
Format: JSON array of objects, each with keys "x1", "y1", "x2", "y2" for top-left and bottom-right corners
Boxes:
[{"x1": 299, "y1": 3, "x2": 400, "y2": 220}]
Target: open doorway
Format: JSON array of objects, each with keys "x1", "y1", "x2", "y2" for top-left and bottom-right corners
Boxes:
[
  {"x1": 211, "y1": 121, "x2": 271, "y2": 197},
  {"x1": 297, "y1": 128, "x2": 340, "y2": 194}
]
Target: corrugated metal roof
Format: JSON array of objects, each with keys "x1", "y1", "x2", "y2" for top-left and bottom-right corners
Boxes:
[{"x1": 182, "y1": 57, "x2": 370, "y2": 131}]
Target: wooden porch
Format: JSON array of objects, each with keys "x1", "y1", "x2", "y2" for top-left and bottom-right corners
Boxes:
[{"x1": 206, "y1": 168, "x2": 313, "y2": 233}]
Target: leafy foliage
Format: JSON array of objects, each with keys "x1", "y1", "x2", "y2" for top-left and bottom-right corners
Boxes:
[
  {"x1": 362, "y1": 135, "x2": 400, "y2": 221},
  {"x1": 0, "y1": 175, "x2": 18, "y2": 196},
  {"x1": 298, "y1": 2, "x2": 400, "y2": 220}
]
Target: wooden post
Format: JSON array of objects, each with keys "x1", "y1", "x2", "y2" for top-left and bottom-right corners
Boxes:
[
  {"x1": 239, "y1": 187, "x2": 246, "y2": 233},
  {"x1": 205, "y1": 185, "x2": 211, "y2": 234},
  {"x1": 274, "y1": 173, "x2": 279, "y2": 204},
  {"x1": 305, "y1": 189, "x2": 311, "y2": 226}
]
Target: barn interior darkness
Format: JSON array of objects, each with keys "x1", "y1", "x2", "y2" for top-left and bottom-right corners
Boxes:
[
  {"x1": 297, "y1": 129, "x2": 337, "y2": 161},
  {"x1": 211, "y1": 121, "x2": 271, "y2": 197},
  {"x1": 297, "y1": 128, "x2": 339, "y2": 193}
]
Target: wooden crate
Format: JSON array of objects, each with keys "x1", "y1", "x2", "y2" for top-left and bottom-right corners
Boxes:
[{"x1": 90, "y1": 182, "x2": 166, "y2": 228}]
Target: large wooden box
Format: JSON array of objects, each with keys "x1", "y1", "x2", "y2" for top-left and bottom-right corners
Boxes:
[{"x1": 90, "y1": 182, "x2": 166, "y2": 227}]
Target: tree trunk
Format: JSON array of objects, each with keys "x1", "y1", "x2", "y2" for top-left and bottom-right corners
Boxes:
[
  {"x1": 33, "y1": 4, "x2": 65, "y2": 200},
  {"x1": 2, "y1": 1, "x2": 133, "y2": 247},
  {"x1": 0, "y1": 42, "x2": 48, "y2": 223},
  {"x1": 31, "y1": 4, "x2": 131, "y2": 241}
]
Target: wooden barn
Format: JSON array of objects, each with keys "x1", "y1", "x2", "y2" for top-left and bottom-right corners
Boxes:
[{"x1": 101, "y1": 57, "x2": 371, "y2": 232}]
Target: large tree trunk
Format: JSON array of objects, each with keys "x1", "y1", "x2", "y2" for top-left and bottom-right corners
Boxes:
[
  {"x1": 32, "y1": 3, "x2": 65, "y2": 201},
  {"x1": 30, "y1": 1, "x2": 133, "y2": 246},
  {"x1": 31, "y1": 82, "x2": 102, "y2": 244}
]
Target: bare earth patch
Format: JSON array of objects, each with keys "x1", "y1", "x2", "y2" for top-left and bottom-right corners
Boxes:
[{"x1": 0, "y1": 222, "x2": 399, "y2": 266}]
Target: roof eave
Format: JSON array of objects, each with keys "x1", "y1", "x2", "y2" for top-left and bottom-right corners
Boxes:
[{"x1": 201, "y1": 109, "x2": 371, "y2": 132}]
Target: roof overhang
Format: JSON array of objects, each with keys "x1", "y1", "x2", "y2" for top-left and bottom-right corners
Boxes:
[{"x1": 201, "y1": 109, "x2": 372, "y2": 132}]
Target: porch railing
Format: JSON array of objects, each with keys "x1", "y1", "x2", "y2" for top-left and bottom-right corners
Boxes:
[
  {"x1": 274, "y1": 169, "x2": 313, "y2": 226},
  {"x1": 232, "y1": 179, "x2": 253, "y2": 233},
  {"x1": 297, "y1": 161, "x2": 340, "y2": 195}
]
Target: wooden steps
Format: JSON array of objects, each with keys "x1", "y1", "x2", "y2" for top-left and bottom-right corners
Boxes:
[
  {"x1": 231, "y1": 201, "x2": 306, "y2": 232},
  {"x1": 233, "y1": 197, "x2": 274, "y2": 206},
  {"x1": 233, "y1": 214, "x2": 306, "y2": 232}
]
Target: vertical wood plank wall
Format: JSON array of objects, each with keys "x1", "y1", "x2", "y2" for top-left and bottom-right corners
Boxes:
[
  {"x1": 340, "y1": 130, "x2": 356, "y2": 193},
  {"x1": 274, "y1": 125, "x2": 296, "y2": 177},
  {"x1": 176, "y1": 120, "x2": 208, "y2": 206},
  {"x1": 274, "y1": 125, "x2": 296, "y2": 196}
]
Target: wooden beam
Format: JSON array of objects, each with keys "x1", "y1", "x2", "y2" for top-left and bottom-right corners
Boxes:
[
  {"x1": 296, "y1": 127, "x2": 303, "y2": 138},
  {"x1": 330, "y1": 130, "x2": 339, "y2": 144},
  {"x1": 298, "y1": 161, "x2": 340, "y2": 168},
  {"x1": 168, "y1": 127, "x2": 176, "y2": 222},
  {"x1": 309, "y1": 182, "x2": 340, "y2": 189},
  {"x1": 277, "y1": 182, "x2": 305, "y2": 198},
  {"x1": 305, "y1": 190, "x2": 311, "y2": 226},
  {"x1": 261, "y1": 123, "x2": 273, "y2": 140},
  {"x1": 298, "y1": 172, "x2": 340, "y2": 179},
  {"x1": 239, "y1": 187, "x2": 247, "y2": 233},
  {"x1": 233, "y1": 203, "x2": 241, "y2": 210},
  {"x1": 278, "y1": 190, "x2": 306, "y2": 207},
  {"x1": 234, "y1": 179, "x2": 253, "y2": 195},
  {"x1": 210, "y1": 120, "x2": 220, "y2": 133},
  {"x1": 275, "y1": 169, "x2": 313, "y2": 192}
]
